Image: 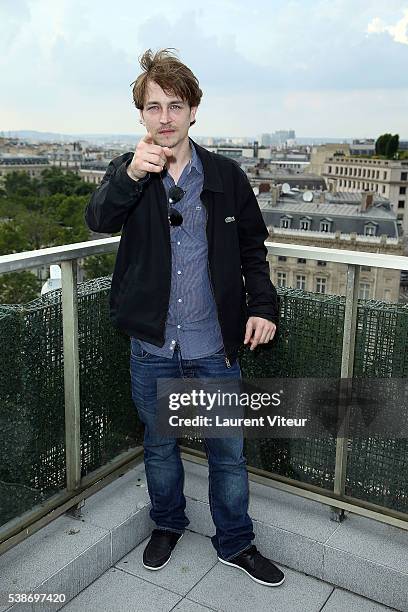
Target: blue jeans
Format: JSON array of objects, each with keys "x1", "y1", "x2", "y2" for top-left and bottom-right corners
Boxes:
[{"x1": 130, "y1": 339, "x2": 255, "y2": 561}]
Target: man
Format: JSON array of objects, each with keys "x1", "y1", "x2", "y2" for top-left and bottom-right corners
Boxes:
[{"x1": 85, "y1": 48, "x2": 284, "y2": 587}]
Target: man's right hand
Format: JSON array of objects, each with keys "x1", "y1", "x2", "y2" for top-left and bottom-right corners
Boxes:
[{"x1": 126, "y1": 133, "x2": 173, "y2": 181}]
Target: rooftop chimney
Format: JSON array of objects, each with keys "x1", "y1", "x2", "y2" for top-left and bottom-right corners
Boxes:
[
  {"x1": 360, "y1": 192, "x2": 374, "y2": 212},
  {"x1": 270, "y1": 185, "x2": 279, "y2": 206}
]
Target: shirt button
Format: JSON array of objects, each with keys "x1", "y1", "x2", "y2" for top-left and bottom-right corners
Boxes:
[
  {"x1": 178, "y1": 298, "x2": 182, "y2": 302},
  {"x1": 177, "y1": 241, "x2": 181, "y2": 245},
  {"x1": 177, "y1": 270, "x2": 182, "y2": 275},
  {"x1": 177, "y1": 325, "x2": 181, "y2": 329}
]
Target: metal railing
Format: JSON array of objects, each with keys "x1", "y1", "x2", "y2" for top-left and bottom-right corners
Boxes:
[{"x1": 1, "y1": 237, "x2": 408, "y2": 555}]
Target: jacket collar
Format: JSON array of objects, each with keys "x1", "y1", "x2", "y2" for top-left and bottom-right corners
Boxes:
[{"x1": 189, "y1": 138, "x2": 224, "y2": 193}]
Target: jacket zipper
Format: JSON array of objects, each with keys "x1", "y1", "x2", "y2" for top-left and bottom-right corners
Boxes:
[
  {"x1": 159, "y1": 177, "x2": 172, "y2": 343},
  {"x1": 203, "y1": 200, "x2": 231, "y2": 368},
  {"x1": 207, "y1": 260, "x2": 231, "y2": 368}
]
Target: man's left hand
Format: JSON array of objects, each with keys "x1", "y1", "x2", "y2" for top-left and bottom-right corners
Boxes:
[{"x1": 244, "y1": 316, "x2": 276, "y2": 351}]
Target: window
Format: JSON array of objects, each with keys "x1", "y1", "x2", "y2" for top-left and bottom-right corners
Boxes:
[
  {"x1": 316, "y1": 277, "x2": 327, "y2": 294},
  {"x1": 401, "y1": 172, "x2": 407, "y2": 181},
  {"x1": 359, "y1": 282, "x2": 371, "y2": 300},
  {"x1": 277, "y1": 272, "x2": 286, "y2": 287},
  {"x1": 383, "y1": 171, "x2": 387, "y2": 180},
  {"x1": 280, "y1": 216, "x2": 291, "y2": 229},
  {"x1": 300, "y1": 218, "x2": 311, "y2": 230},
  {"x1": 361, "y1": 266, "x2": 371, "y2": 272},
  {"x1": 397, "y1": 213, "x2": 404, "y2": 221},
  {"x1": 320, "y1": 221, "x2": 331, "y2": 232},
  {"x1": 317, "y1": 260, "x2": 327, "y2": 267},
  {"x1": 278, "y1": 256, "x2": 287, "y2": 262},
  {"x1": 297, "y1": 258, "x2": 306, "y2": 264},
  {"x1": 382, "y1": 185, "x2": 386, "y2": 194},
  {"x1": 398, "y1": 200, "x2": 405, "y2": 209},
  {"x1": 400, "y1": 186, "x2": 406, "y2": 195},
  {"x1": 296, "y1": 275, "x2": 306, "y2": 290},
  {"x1": 364, "y1": 224, "x2": 377, "y2": 236}
]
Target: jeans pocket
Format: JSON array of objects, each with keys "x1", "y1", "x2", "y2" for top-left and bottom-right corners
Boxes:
[{"x1": 130, "y1": 337, "x2": 151, "y2": 359}]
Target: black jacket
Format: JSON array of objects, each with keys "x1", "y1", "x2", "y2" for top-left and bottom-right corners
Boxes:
[{"x1": 85, "y1": 139, "x2": 278, "y2": 364}]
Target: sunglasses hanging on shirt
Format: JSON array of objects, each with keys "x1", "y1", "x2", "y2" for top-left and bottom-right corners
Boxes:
[{"x1": 167, "y1": 185, "x2": 185, "y2": 227}]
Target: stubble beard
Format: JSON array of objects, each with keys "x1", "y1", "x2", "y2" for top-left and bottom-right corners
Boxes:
[{"x1": 155, "y1": 126, "x2": 190, "y2": 150}]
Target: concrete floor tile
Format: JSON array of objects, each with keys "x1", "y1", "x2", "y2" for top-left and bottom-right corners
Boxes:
[
  {"x1": 61, "y1": 567, "x2": 181, "y2": 612},
  {"x1": 116, "y1": 530, "x2": 217, "y2": 596},
  {"x1": 248, "y1": 479, "x2": 339, "y2": 544},
  {"x1": 78, "y1": 463, "x2": 151, "y2": 531},
  {"x1": 323, "y1": 547, "x2": 408, "y2": 610},
  {"x1": 188, "y1": 562, "x2": 333, "y2": 612},
  {"x1": 325, "y1": 514, "x2": 408, "y2": 574},
  {"x1": 172, "y1": 598, "x2": 218, "y2": 612},
  {"x1": 321, "y1": 587, "x2": 397, "y2": 611},
  {"x1": 0, "y1": 515, "x2": 110, "y2": 607}
]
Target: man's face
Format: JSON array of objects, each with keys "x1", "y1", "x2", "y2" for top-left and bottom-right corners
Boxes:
[{"x1": 140, "y1": 80, "x2": 197, "y2": 148}]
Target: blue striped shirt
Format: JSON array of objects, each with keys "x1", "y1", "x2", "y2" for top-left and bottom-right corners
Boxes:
[{"x1": 138, "y1": 138, "x2": 224, "y2": 359}]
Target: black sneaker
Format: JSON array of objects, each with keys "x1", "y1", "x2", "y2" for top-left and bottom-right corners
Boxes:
[
  {"x1": 142, "y1": 529, "x2": 184, "y2": 570},
  {"x1": 218, "y1": 545, "x2": 285, "y2": 586}
]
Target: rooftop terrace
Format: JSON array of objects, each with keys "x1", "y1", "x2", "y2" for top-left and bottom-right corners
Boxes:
[{"x1": 0, "y1": 237, "x2": 408, "y2": 611}]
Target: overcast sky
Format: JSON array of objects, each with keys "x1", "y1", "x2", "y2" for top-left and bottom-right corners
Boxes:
[{"x1": 1, "y1": 0, "x2": 408, "y2": 139}]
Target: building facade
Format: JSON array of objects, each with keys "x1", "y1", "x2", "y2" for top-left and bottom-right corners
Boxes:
[
  {"x1": 0, "y1": 157, "x2": 50, "y2": 180},
  {"x1": 259, "y1": 190, "x2": 403, "y2": 302},
  {"x1": 322, "y1": 157, "x2": 408, "y2": 234}
]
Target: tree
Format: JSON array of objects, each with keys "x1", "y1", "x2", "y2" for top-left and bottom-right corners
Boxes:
[
  {"x1": 375, "y1": 133, "x2": 399, "y2": 158},
  {"x1": 0, "y1": 167, "x2": 101, "y2": 304},
  {"x1": 0, "y1": 222, "x2": 27, "y2": 256},
  {"x1": 40, "y1": 167, "x2": 94, "y2": 197},
  {"x1": 83, "y1": 254, "x2": 116, "y2": 280},
  {"x1": 13, "y1": 211, "x2": 61, "y2": 251},
  {"x1": 3, "y1": 171, "x2": 41, "y2": 199},
  {"x1": 385, "y1": 134, "x2": 399, "y2": 159},
  {"x1": 0, "y1": 271, "x2": 41, "y2": 304}
]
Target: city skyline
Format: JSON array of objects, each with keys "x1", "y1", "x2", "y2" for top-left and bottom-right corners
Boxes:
[
  {"x1": 1, "y1": 1, "x2": 408, "y2": 137},
  {"x1": 0, "y1": 129, "x2": 380, "y2": 145}
]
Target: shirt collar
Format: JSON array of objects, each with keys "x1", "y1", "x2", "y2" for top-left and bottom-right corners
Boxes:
[
  {"x1": 161, "y1": 137, "x2": 203, "y2": 180},
  {"x1": 188, "y1": 137, "x2": 203, "y2": 176}
]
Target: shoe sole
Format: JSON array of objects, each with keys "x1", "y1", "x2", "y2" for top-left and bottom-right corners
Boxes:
[
  {"x1": 217, "y1": 555, "x2": 285, "y2": 587},
  {"x1": 142, "y1": 532, "x2": 184, "y2": 571}
]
